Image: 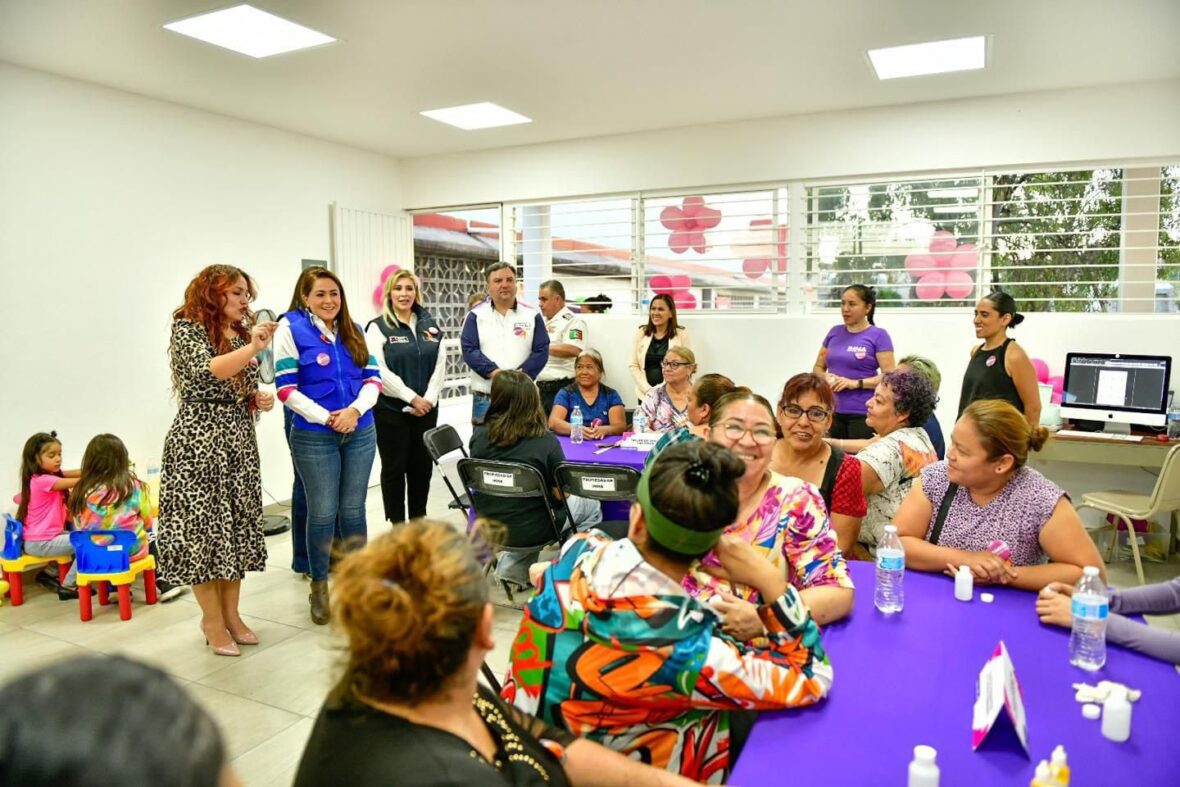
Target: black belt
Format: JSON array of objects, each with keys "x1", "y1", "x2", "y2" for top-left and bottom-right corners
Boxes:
[
  {"x1": 182, "y1": 397, "x2": 243, "y2": 405},
  {"x1": 537, "y1": 378, "x2": 574, "y2": 393}
]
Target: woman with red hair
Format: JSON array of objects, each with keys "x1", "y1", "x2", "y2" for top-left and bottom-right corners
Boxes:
[{"x1": 159, "y1": 265, "x2": 278, "y2": 656}]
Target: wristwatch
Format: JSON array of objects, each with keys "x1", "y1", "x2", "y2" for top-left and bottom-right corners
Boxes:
[{"x1": 857, "y1": 379, "x2": 864, "y2": 390}]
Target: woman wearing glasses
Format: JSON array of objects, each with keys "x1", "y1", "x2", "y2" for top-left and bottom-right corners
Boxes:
[
  {"x1": 637, "y1": 346, "x2": 696, "y2": 432},
  {"x1": 771, "y1": 374, "x2": 868, "y2": 560},
  {"x1": 683, "y1": 391, "x2": 854, "y2": 630}
]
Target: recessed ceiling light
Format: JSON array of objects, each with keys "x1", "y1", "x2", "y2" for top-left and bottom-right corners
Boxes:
[
  {"x1": 868, "y1": 36, "x2": 986, "y2": 80},
  {"x1": 163, "y1": 4, "x2": 335, "y2": 59},
  {"x1": 420, "y1": 102, "x2": 533, "y2": 131}
]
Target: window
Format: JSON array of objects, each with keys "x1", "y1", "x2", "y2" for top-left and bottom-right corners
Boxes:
[
  {"x1": 1158, "y1": 166, "x2": 1180, "y2": 313},
  {"x1": 805, "y1": 176, "x2": 982, "y2": 310},
  {"x1": 512, "y1": 197, "x2": 635, "y2": 315},
  {"x1": 642, "y1": 190, "x2": 787, "y2": 313},
  {"x1": 412, "y1": 207, "x2": 502, "y2": 399}
]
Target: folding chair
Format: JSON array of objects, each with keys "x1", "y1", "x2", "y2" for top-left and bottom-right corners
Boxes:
[
  {"x1": 555, "y1": 462, "x2": 641, "y2": 541},
  {"x1": 457, "y1": 458, "x2": 563, "y2": 603},
  {"x1": 423, "y1": 424, "x2": 471, "y2": 515}
]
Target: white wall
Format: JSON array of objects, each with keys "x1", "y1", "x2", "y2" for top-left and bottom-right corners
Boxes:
[
  {"x1": 0, "y1": 64, "x2": 402, "y2": 504},
  {"x1": 401, "y1": 79, "x2": 1180, "y2": 207},
  {"x1": 580, "y1": 310, "x2": 1180, "y2": 524}
]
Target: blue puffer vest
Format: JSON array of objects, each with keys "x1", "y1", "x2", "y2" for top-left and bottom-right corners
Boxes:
[{"x1": 284, "y1": 310, "x2": 374, "y2": 433}]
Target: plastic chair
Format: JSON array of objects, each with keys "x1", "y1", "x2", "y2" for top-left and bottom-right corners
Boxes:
[
  {"x1": 555, "y1": 462, "x2": 641, "y2": 540},
  {"x1": 423, "y1": 424, "x2": 472, "y2": 514},
  {"x1": 457, "y1": 458, "x2": 563, "y2": 602},
  {"x1": 70, "y1": 530, "x2": 158, "y2": 621},
  {"x1": 1077, "y1": 443, "x2": 1180, "y2": 584},
  {"x1": 1, "y1": 514, "x2": 72, "y2": 606}
]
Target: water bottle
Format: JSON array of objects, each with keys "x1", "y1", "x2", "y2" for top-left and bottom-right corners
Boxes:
[
  {"x1": 1167, "y1": 405, "x2": 1180, "y2": 440},
  {"x1": 875, "y1": 524, "x2": 905, "y2": 613},
  {"x1": 633, "y1": 409, "x2": 647, "y2": 434},
  {"x1": 146, "y1": 458, "x2": 162, "y2": 518},
  {"x1": 570, "y1": 406, "x2": 584, "y2": 444},
  {"x1": 1069, "y1": 565, "x2": 1108, "y2": 671}
]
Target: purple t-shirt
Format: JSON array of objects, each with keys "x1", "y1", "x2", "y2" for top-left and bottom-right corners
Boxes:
[{"x1": 821, "y1": 324, "x2": 893, "y2": 414}]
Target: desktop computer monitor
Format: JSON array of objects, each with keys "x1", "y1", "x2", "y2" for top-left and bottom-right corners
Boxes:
[{"x1": 1059, "y1": 353, "x2": 1172, "y2": 433}]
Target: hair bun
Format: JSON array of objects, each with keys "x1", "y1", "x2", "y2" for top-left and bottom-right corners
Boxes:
[{"x1": 684, "y1": 461, "x2": 712, "y2": 488}]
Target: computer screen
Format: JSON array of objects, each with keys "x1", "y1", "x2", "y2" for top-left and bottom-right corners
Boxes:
[{"x1": 1060, "y1": 353, "x2": 1171, "y2": 429}]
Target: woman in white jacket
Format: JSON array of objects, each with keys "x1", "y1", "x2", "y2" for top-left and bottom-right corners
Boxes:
[{"x1": 629, "y1": 294, "x2": 691, "y2": 402}]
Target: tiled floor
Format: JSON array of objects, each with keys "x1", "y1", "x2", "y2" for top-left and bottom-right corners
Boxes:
[{"x1": 2, "y1": 479, "x2": 1177, "y2": 785}]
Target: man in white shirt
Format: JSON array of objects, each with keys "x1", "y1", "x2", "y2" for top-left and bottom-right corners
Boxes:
[
  {"x1": 460, "y1": 262, "x2": 549, "y2": 423},
  {"x1": 536, "y1": 279, "x2": 589, "y2": 413}
]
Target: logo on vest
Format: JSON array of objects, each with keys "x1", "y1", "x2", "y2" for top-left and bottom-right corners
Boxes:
[
  {"x1": 513, "y1": 322, "x2": 529, "y2": 337},
  {"x1": 316, "y1": 353, "x2": 331, "y2": 366},
  {"x1": 388, "y1": 336, "x2": 410, "y2": 345},
  {"x1": 985, "y1": 355, "x2": 997, "y2": 367},
  {"x1": 849, "y1": 345, "x2": 868, "y2": 361}
]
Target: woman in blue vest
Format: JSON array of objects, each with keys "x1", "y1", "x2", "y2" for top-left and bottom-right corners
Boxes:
[
  {"x1": 365, "y1": 270, "x2": 445, "y2": 525},
  {"x1": 275, "y1": 267, "x2": 381, "y2": 625}
]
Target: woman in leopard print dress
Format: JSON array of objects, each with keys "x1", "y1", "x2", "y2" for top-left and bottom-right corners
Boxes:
[{"x1": 159, "y1": 265, "x2": 278, "y2": 657}]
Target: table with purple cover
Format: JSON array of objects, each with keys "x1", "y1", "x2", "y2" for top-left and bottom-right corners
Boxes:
[
  {"x1": 556, "y1": 434, "x2": 648, "y2": 471},
  {"x1": 731, "y1": 561, "x2": 1179, "y2": 786}
]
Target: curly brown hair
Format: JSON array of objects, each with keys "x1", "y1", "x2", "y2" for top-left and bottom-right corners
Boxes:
[
  {"x1": 172, "y1": 265, "x2": 256, "y2": 394},
  {"x1": 331, "y1": 520, "x2": 488, "y2": 705}
]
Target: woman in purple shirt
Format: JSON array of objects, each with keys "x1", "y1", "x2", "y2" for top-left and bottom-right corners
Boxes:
[
  {"x1": 813, "y1": 285, "x2": 895, "y2": 440},
  {"x1": 1036, "y1": 577, "x2": 1180, "y2": 665}
]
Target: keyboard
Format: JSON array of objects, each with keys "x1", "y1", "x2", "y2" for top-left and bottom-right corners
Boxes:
[{"x1": 1055, "y1": 430, "x2": 1143, "y2": 442}]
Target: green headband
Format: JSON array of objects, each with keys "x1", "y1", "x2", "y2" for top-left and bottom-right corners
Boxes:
[{"x1": 636, "y1": 471, "x2": 727, "y2": 555}]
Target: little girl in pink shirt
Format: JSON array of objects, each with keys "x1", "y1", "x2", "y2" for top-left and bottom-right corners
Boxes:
[{"x1": 17, "y1": 432, "x2": 80, "y2": 598}]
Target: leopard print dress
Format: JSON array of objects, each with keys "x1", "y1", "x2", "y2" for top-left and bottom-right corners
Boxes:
[{"x1": 158, "y1": 319, "x2": 267, "y2": 584}]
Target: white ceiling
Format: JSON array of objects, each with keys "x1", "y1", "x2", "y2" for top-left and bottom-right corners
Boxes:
[{"x1": 2, "y1": 0, "x2": 1178, "y2": 159}]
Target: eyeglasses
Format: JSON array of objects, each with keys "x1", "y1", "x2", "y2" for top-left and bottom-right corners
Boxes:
[
  {"x1": 661, "y1": 360, "x2": 693, "y2": 369},
  {"x1": 780, "y1": 404, "x2": 831, "y2": 424},
  {"x1": 719, "y1": 422, "x2": 777, "y2": 446}
]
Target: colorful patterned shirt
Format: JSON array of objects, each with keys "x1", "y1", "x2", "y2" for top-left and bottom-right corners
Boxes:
[
  {"x1": 74, "y1": 481, "x2": 153, "y2": 561},
  {"x1": 504, "y1": 533, "x2": 833, "y2": 784},
  {"x1": 857, "y1": 426, "x2": 938, "y2": 548},
  {"x1": 638, "y1": 383, "x2": 689, "y2": 432},
  {"x1": 684, "y1": 472, "x2": 854, "y2": 604}
]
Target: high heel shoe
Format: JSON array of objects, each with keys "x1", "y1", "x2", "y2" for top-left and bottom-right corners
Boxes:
[
  {"x1": 228, "y1": 628, "x2": 259, "y2": 646},
  {"x1": 201, "y1": 625, "x2": 241, "y2": 657}
]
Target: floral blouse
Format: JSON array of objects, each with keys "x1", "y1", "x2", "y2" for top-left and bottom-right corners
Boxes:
[
  {"x1": 75, "y1": 481, "x2": 153, "y2": 561},
  {"x1": 638, "y1": 383, "x2": 689, "y2": 432},
  {"x1": 684, "y1": 472, "x2": 853, "y2": 604}
]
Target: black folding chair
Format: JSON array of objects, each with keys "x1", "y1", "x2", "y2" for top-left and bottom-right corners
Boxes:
[
  {"x1": 423, "y1": 425, "x2": 471, "y2": 514},
  {"x1": 555, "y1": 462, "x2": 641, "y2": 540},
  {"x1": 457, "y1": 458, "x2": 563, "y2": 603}
]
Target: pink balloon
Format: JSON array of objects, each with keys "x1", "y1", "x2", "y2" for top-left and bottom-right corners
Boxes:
[
  {"x1": 1031, "y1": 358, "x2": 1050, "y2": 384},
  {"x1": 380, "y1": 264, "x2": 400, "y2": 282},
  {"x1": 905, "y1": 254, "x2": 936, "y2": 275},
  {"x1": 944, "y1": 271, "x2": 974, "y2": 299},
  {"x1": 1051, "y1": 391, "x2": 1063, "y2": 405},
  {"x1": 947, "y1": 243, "x2": 977, "y2": 271},
  {"x1": 1049, "y1": 375, "x2": 1064, "y2": 395},
  {"x1": 660, "y1": 206, "x2": 686, "y2": 231},
  {"x1": 673, "y1": 291, "x2": 697, "y2": 310},
  {"x1": 742, "y1": 258, "x2": 770, "y2": 280},
  {"x1": 669, "y1": 275, "x2": 692, "y2": 290},
  {"x1": 915, "y1": 272, "x2": 947, "y2": 301},
  {"x1": 929, "y1": 230, "x2": 957, "y2": 255},
  {"x1": 373, "y1": 285, "x2": 384, "y2": 307},
  {"x1": 649, "y1": 275, "x2": 672, "y2": 294}
]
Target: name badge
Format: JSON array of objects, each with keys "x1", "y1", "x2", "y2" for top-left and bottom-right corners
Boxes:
[
  {"x1": 513, "y1": 322, "x2": 530, "y2": 337},
  {"x1": 388, "y1": 335, "x2": 411, "y2": 345},
  {"x1": 316, "y1": 353, "x2": 331, "y2": 366}
]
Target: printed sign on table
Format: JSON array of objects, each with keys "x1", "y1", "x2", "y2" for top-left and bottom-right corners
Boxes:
[{"x1": 972, "y1": 640, "x2": 1030, "y2": 754}]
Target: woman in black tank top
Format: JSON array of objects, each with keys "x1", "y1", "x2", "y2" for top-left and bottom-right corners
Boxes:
[{"x1": 957, "y1": 291, "x2": 1041, "y2": 424}]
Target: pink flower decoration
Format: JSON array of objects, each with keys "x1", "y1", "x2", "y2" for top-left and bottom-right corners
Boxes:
[
  {"x1": 738, "y1": 219, "x2": 789, "y2": 281},
  {"x1": 649, "y1": 274, "x2": 697, "y2": 310},
  {"x1": 372, "y1": 264, "x2": 402, "y2": 307},
  {"x1": 659, "y1": 196, "x2": 721, "y2": 255},
  {"x1": 904, "y1": 230, "x2": 977, "y2": 301}
]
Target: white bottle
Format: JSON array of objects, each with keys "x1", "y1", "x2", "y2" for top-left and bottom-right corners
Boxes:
[
  {"x1": 1049, "y1": 745, "x2": 1070, "y2": 785},
  {"x1": 632, "y1": 409, "x2": 647, "y2": 434},
  {"x1": 955, "y1": 564, "x2": 974, "y2": 602},
  {"x1": 1101, "y1": 686, "x2": 1131, "y2": 742},
  {"x1": 1029, "y1": 760, "x2": 1052, "y2": 787},
  {"x1": 874, "y1": 525, "x2": 905, "y2": 613},
  {"x1": 1068, "y1": 566, "x2": 1108, "y2": 671},
  {"x1": 907, "y1": 745, "x2": 939, "y2": 787},
  {"x1": 570, "y1": 406, "x2": 584, "y2": 444},
  {"x1": 146, "y1": 457, "x2": 162, "y2": 515}
]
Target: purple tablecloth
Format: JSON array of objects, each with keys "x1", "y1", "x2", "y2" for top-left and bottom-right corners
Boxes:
[
  {"x1": 731, "y1": 561, "x2": 1180, "y2": 786},
  {"x1": 556, "y1": 434, "x2": 648, "y2": 471}
]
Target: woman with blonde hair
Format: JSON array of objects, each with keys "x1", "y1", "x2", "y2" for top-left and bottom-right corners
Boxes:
[
  {"x1": 295, "y1": 519, "x2": 699, "y2": 787},
  {"x1": 894, "y1": 399, "x2": 1104, "y2": 589},
  {"x1": 365, "y1": 269, "x2": 445, "y2": 525},
  {"x1": 275, "y1": 267, "x2": 381, "y2": 624},
  {"x1": 638, "y1": 346, "x2": 696, "y2": 431}
]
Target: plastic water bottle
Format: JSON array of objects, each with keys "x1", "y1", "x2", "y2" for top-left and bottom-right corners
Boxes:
[
  {"x1": 146, "y1": 458, "x2": 162, "y2": 517},
  {"x1": 1069, "y1": 566, "x2": 1108, "y2": 671},
  {"x1": 570, "y1": 406, "x2": 584, "y2": 444},
  {"x1": 632, "y1": 409, "x2": 647, "y2": 434},
  {"x1": 875, "y1": 524, "x2": 905, "y2": 613},
  {"x1": 907, "y1": 745, "x2": 939, "y2": 787}
]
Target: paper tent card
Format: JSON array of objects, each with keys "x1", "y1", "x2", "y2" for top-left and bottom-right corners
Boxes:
[{"x1": 972, "y1": 640, "x2": 1030, "y2": 755}]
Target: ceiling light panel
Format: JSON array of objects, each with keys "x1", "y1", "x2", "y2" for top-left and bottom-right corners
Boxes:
[
  {"x1": 420, "y1": 102, "x2": 533, "y2": 130},
  {"x1": 868, "y1": 36, "x2": 986, "y2": 80},
  {"x1": 164, "y1": 4, "x2": 335, "y2": 59}
]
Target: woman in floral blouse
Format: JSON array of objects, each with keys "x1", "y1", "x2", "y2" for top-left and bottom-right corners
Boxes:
[
  {"x1": 637, "y1": 346, "x2": 696, "y2": 431},
  {"x1": 684, "y1": 390, "x2": 854, "y2": 631}
]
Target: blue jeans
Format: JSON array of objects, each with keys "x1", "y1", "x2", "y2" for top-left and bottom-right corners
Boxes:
[
  {"x1": 290, "y1": 423, "x2": 377, "y2": 581},
  {"x1": 285, "y1": 409, "x2": 344, "y2": 574}
]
